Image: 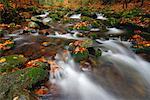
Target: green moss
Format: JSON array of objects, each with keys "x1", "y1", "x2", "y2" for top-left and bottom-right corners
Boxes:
[
  {"x1": 0, "y1": 67, "x2": 48, "y2": 99},
  {"x1": 81, "y1": 16, "x2": 93, "y2": 22},
  {"x1": 49, "y1": 13, "x2": 60, "y2": 21},
  {"x1": 121, "y1": 8, "x2": 142, "y2": 18},
  {"x1": 67, "y1": 27, "x2": 74, "y2": 31},
  {"x1": 18, "y1": 67, "x2": 48, "y2": 88},
  {"x1": 62, "y1": 18, "x2": 75, "y2": 24},
  {"x1": 88, "y1": 33, "x2": 98, "y2": 39},
  {"x1": 35, "y1": 62, "x2": 49, "y2": 70},
  {"x1": 107, "y1": 17, "x2": 120, "y2": 26},
  {"x1": 78, "y1": 26, "x2": 90, "y2": 31},
  {"x1": 72, "y1": 50, "x2": 89, "y2": 62},
  {"x1": 91, "y1": 21, "x2": 100, "y2": 28},
  {"x1": 0, "y1": 55, "x2": 27, "y2": 73}
]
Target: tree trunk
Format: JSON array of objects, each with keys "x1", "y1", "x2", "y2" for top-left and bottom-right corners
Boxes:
[
  {"x1": 140, "y1": 0, "x2": 144, "y2": 7},
  {"x1": 123, "y1": 0, "x2": 128, "y2": 9}
]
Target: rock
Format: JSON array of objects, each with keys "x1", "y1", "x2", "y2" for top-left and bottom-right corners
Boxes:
[
  {"x1": 42, "y1": 17, "x2": 52, "y2": 25},
  {"x1": 39, "y1": 29, "x2": 54, "y2": 35},
  {"x1": 20, "y1": 12, "x2": 31, "y2": 19},
  {"x1": 31, "y1": 16, "x2": 41, "y2": 22},
  {"x1": 9, "y1": 23, "x2": 16, "y2": 28},
  {"x1": 80, "y1": 39, "x2": 93, "y2": 48},
  {"x1": 72, "y1": 50, "x2": 89, "y2": 62},
  {"x1": 80, "y1": 61, "x2": 92, "y2": 72},
  {"x1": 30, "y1": 29, "x2": 38, "y2": 34},
  {"x1": 49, "y1": 14, "x2": 60, "y2": 21},
  {"x1": 0, "y1": 55, "x2": 27, "y2": 73},
  {"x1": 28, "y1": 21, "x2": 39, "y2": 28},
  {"x1": 0, "y1": 67, "x2": 48, "y2": 100},
  {"x1": 87, "y1": 47, "x2": 102, "y2": 57}
]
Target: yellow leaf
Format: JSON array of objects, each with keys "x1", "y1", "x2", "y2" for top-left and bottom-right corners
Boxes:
[{"x1": 0, "y1": 58, "x2": 6, "y2": 63}]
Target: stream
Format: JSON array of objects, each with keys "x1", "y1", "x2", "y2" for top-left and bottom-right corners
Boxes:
[{"x1": 0, "y1": 12, "x2": 150, "y2": 100}]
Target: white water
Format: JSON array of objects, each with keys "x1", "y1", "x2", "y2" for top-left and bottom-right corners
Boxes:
[
  {"x1": 96, "y1": 13, "x2": 107, "y2": 20},
  {"x1": 49, "y1": 53, "x2": 117, "y2": 100},
  {"x1": 106, "y1": 27, "x2": 124, "y2": 35},
  {"x1": 38, "y1": 12, "x2": 49, "y2": 18},
  {"x1": 48, "y1": 39, "x2": 150, "y2": 100},
  {"x1": 47, "y1": 31, "x2": 86, "y2": 40},
  {"x1": 96, "y1": 39, "x2": 150, "y2": 86},
  {"x1": 70, "y1": 14, "x2": 81, "y2": 19}
]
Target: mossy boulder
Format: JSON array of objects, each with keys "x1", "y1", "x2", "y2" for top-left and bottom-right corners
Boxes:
[
  {"x1": 107, "y1": 17, "x2": 120, "y2": 26},
  {"x1": 0, "y1": 55, "x2": 27, "y2": 73},
  {"x1": 121, "y1": 8, "x2": 141, "y2": 18},
  {"x1": 0, "y1": 67, "x2": 48, "y2": 100},
  {"x1": 72, "y1": 50, "x2": 89, "y2": 62},
  {"x1": 87, "y1": 47, "x2": 102, "y2": 57},
  {"x1": 81, "y1": 16, "x2": 94, "y2": 22},
  {"x1": 49, "y1": 13, "x2": 60, "y2": 21},
  {"x1": 28, "y1": 21, "x2": 40, "y2": 28}
]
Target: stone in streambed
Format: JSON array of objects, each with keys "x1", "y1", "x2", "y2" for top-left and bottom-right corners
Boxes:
[{"x1": 28, "y1": 21, "x2": 40, "y2": 28}]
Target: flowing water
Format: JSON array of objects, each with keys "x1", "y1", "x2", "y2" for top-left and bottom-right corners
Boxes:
[
  {"x1": 96, "y1": 39, "x2": 150, "y2": 85},
  {"x1": 70, "y1": 14, "x2": 81, "y2": 19},
  {"x1": 49, "y1": 53, "x2": 117, "y2": 100},
  {"x1": 96, "y1": 13, "x2": 107, "y2": 20},
  {"x1": 47, "y1": 39, "x2": 150, "y2": 100},
  {"x1": 106, "y1": 27, "x2": 124, "y2": 35}
]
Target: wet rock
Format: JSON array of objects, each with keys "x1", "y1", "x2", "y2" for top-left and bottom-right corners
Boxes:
[
  {"x1": 72, "y1": 49, "x2": 89, "y2": 62},
  {"x1": 81, "y1": 16, "x2": 94, "y2": 22},
  {"x1": 28, "y1": 21, "x2": 40, "y2": 28},
  {"x1": 20, "y1": 12, "x2": 32, "y2": 19},
  {"x1": 11, "y1": 29, "x2": 24, "y2": 35},
  {"x1": 26, "y1": 61, "x2": 50, "y2": 70},
  {"x1": 13, "y1": 43, "x2": 45, "y2": 59},
  {"x1": 0, "y1": 55, "x2": 27, "y2": 73},
  {"x1": 80, "y1": 61, "x2": 92, "y2": 72},
  {"x1": 42, "y1": 17, "x2": 52, "y2": 25},
  {"x1": 31, "y1": 16, "x2": 41, "y2": 22},
  {"x1": 39, "y1": 29, "x2": 54, "y2": 36},
  {"x1": 92, "y1": 61, "x2": 149, "y2": 100},
  {"x1": 50, "y1": 23, "x2": 67, "y2": 34},
  {"x1": 34, "y1": 86, "x2": 49, "y2": 96},
  {"x1": 107, "y1": 17, "x2": 120, "y2": 26},
  {"x1": 87, "y1": 47, "x2": 102, "y2": 57},
  {"x1": 30, "y1": 29, "x2": 38, "y2": 34},
  {"x1": 49, "y1": 14, "x2": 60, "y2": 21},
  {"x1": 0, "y1": 67, "x2": 48, "y2": 100},
  {"x1": 91, "y1": 20, "x2": 107, "y2": 32},
  {"x1": 4, "y1": 35, "x2": 73, "y2": 59}
]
